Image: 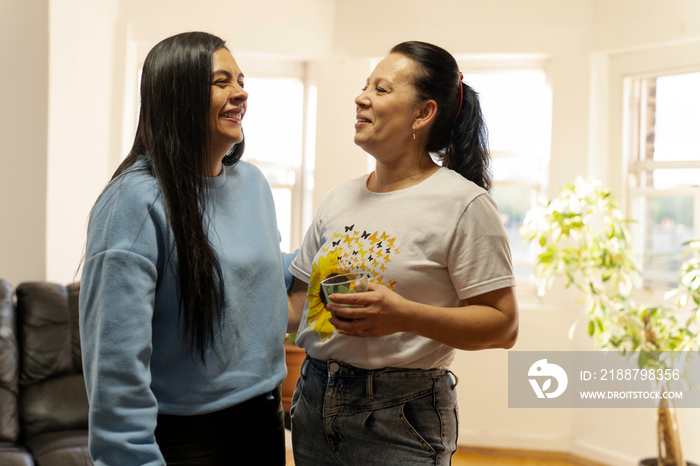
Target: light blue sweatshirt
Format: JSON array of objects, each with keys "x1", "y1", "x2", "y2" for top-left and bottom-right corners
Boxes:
[{"x1": 79, "y1": 159, "x2": 294, "y2": 465}]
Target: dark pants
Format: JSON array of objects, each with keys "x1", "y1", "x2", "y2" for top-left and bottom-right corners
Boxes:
[{"x1": 155, "y1": 387, "x2": 286, "y2": 465}]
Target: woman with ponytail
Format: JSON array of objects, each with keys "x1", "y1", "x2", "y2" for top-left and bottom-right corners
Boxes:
[
  {"x1": 288, "y1": 41, "x2": 518, "y2": 464},
  {"x1": 80, "y1": 31, "x2": 294, "y2": 465}
]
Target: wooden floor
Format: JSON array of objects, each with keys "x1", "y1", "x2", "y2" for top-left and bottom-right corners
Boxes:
[
  {"x1": 450, "y1": 450, "x2": 598, "y2": 466},
  {"x1": 285, "y1": 446, "x2": 606, "y2": 465}
]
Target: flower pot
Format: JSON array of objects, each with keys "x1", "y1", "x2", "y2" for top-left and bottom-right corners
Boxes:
[{"x1": 281, "y1": 343, "x2": 305, "y2": 425}]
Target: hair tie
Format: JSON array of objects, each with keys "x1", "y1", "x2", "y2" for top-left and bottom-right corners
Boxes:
[{"x1": 454, "y1": 72, "x2": 464, "y2": 122}]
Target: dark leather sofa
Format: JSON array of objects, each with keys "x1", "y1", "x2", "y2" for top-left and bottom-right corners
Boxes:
[{"x1": 0, "y1": 279, "x2": 92, "y2": 465}]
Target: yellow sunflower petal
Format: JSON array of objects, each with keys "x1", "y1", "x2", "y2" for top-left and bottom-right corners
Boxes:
[{"x1": 304, "y1": 251, "x2": 353, "y2": 339}]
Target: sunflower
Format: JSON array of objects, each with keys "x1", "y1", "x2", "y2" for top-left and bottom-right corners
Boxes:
[{"x1": 306, "y1": 252, "x2": 349, "y2": 341}]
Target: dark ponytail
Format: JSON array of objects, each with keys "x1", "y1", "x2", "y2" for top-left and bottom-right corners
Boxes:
[
  {"x1": 113, "y1": 31, "x2": 241, "y2": 363},
  {"x1": 390, "y1": 41, "x2": 491, "y2": 190}
]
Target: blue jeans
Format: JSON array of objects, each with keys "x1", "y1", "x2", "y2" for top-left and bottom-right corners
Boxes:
[{"x1": 290, "y1": 356, "x2": 459, "y2": 465}]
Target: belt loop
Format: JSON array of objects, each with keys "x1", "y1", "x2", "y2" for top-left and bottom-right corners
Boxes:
[
  {"x1": 366, "y1": 372, "x2": 374, "y2": 399},
  {"x1": 447, "y1": 370, "x2": 459, "y2": 389},
  {"x1": 300, "y1": 357, "x2": 310, "y2": 378}
]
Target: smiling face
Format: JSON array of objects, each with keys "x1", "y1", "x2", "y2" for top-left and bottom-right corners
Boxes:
[
  {"x1": 354, "y1": 53, "x2": 422, "y2": 157},
  {"x1": 209, "y1": 48, "x2": 247, "y2": 161}
]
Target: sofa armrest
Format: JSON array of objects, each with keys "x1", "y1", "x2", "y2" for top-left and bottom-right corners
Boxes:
[
  {"x1": 25, "y1": 430, "x2": 90, "y2": 466},
  {"x1": 0, "y1": 445, "x2": 34, "y2": 466},
  {"x1": 0, "y1": 279, "x2": 20, "y2": 444}
]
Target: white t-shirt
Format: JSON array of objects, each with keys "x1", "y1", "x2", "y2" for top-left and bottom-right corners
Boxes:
[{"x1": 290, "y1": 167, "x2": 515, "y2": 369}]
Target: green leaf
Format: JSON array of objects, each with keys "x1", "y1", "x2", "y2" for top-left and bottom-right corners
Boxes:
[{"x1": 521, "y1": 178, "x2": 700, "y2": 359}]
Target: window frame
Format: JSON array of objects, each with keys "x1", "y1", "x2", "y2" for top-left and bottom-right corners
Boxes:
[
  {"x1": 233, "y1": 57, "x2": 315, "y2": 252},
  {"x1": 610, "y1": 42, "x2": 700, "y2": 286},
  {"x1": 456, "y1": 55, "x2": 553, "y2": 281}
]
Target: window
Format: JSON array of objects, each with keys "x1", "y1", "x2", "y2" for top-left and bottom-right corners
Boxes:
[
  {"x1": 242, "y1": 76, "x2": 308, "y2": 252},
  {"x1": 626, "y1": 71, "x2": 700, "y2": 284},
  {"x1": 461, "y1": 65, "x2": 552, "y2": 278}
]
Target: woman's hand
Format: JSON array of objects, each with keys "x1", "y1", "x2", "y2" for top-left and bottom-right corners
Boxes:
[
  {"x1": 326, "y1": 282, "x2": 408, "y2": 337},
  {"x1": 327, "y1": 283, "x2": 519, "y2": 350}
]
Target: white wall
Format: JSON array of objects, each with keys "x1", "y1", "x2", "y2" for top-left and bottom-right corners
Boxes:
[
  {"x1": 119, "y1": 0, "x2": 335, "y2": 59},
  {"x1": 2, "y1": 0, "x2": 699, "y2": 464},
  {"x1": 0, "y1": 0, "x2": 49, "y2": 286},
  {"x1": 332, "y1": 0, "x2": 594, "y2": 57},
  {"x1": 591, "y1": 0, "x2": 700, "y2": 51},
  {"x1": 46, "y1": 0, "x2": 119, "y2": 283},
  {"x1": 305, "y1": 57, "x2": 372, "y2": 211}
]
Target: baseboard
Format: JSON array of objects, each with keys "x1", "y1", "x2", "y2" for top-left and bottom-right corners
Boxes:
[{"x1": 570, "y1": 438, "x2": 642, "y2": 466}]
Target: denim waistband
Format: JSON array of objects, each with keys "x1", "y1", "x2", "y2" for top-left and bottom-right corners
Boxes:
[
  {"x1": 300, "y1": 356, "x2": 458, "y2": 415},
  {"x1": 301, "y1": 356, "x2": 458, "y2": 387}
]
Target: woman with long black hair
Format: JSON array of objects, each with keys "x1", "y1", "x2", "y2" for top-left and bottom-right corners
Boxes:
[
  {"x1": 288, "y1": 41, "x2": 518, "y2": 465},
  {"x1": 80, "y1": 31, "x2": 294, "y2": 465}
]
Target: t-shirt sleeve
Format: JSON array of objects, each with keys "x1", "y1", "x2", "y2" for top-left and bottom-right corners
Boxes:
[
  {"x1": 447, "y1": 193, "x2": 516, "y2": 300},
  {"x1": 290, "y1": 189, "x2": 336, "y2": 283},
  {"x1": 290, "y1": 219, "x2": 320, "y2": 283}
]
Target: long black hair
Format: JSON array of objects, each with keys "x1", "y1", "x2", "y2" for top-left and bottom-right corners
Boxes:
[
  {"x1": 113, "y1": 31, "x2": 244, "y2": 363},
  {"x1": 391, "y1": 41, "x2": 491, "y2": 190}
]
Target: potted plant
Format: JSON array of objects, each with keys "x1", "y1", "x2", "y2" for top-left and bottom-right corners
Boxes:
[{"x1": 520, "y1": 177, "x2": 700, "y2": 466}]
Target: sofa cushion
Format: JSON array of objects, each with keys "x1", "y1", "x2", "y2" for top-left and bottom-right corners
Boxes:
[
  {"x1": 15, "y1": 282, "x2": 88, "y2": 439},
  {"x1": 21, "y1": 374, "x2": 88, "y2": 439},
  {"x1": 16, "y1": 283, "x2": 82, "y2": 386},
  {"x1": 0, "y1": 279, "x2": 20, "y2": 443}
]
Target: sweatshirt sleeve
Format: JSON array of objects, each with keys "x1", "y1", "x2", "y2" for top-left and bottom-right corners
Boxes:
[
  {"x1": 281, "y1": 249, "x2": 299, "y2": 292},
  {"x1": 79, "y1": 181, "x2": 166, "y2": 466}
]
